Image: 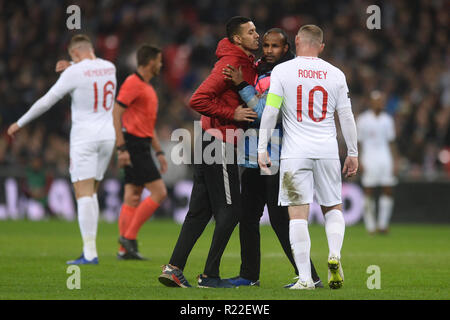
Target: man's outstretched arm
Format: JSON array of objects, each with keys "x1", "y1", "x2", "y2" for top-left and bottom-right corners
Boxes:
[{"x1": 8, "y1": 69, "x2": 75, "y2": 137}]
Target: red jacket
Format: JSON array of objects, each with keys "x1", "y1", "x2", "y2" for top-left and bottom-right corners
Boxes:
[{"x1": 189, "y1": 38, "x2": 256, "y2": 144}]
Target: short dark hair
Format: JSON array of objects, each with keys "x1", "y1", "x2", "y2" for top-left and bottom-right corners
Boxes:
[
  {"x1": 226, "y1": 16, "x2": 252, "y2": 43},
  {"x1": 68, "y1": 34, "x2": 93, "y2": 50},
  {"x1": 264, "y1": 28, "x2": 289, "y2": 46},
  {"x1": 137, "y1": 44, "x2": 161, "y2": 66}
]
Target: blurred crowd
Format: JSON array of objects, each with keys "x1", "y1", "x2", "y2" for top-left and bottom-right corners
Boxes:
[{"x1": 0, "y1": 0, "x2": 449, "y2": 188}]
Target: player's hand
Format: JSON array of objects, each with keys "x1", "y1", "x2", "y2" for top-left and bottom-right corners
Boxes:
[
  {"x1": 55, "y1": 60, "x2": 71, "y2": 72},
  {"x1": 117, "y1": 150, "x2": 131, "y2": 168},
  {"x1": 223, "y1": 65, "x2": 244, "y2": 86},
  {"x1": 258, "y1": 151, "x2": 272, "y2": 175},
  {"x1": 157, "y1": 154, "x2": 168, "y2": 174},
  {"x1": 233, "y1": 104, "x2": 257, "y2": 122},
  {"x1": 7, "y1": 122, "x2": 20, "y2": 138},
  {"x1": 342, "y1": 156, "x2": 359, "y2": 178}
]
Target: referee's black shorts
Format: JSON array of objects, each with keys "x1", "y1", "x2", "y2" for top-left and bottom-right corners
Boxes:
[{"x1": 123, "y1": 132, "x2": 161, "y2": 186}]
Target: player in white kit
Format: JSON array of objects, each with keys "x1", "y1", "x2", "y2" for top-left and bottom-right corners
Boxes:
[
  {"x1": 258, "y1": 25, "x2": 358, "y2": 290},
  {"x1": 7, "y1": 35, "x2": 116, "y2": 264},
  {"x1": 357, "y1": 90, "x2": 397, "y2": 234}
]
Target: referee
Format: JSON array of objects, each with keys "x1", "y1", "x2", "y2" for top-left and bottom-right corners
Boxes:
[{"x1": 113, "y1": 45, "x2": 168, "y2": 260}]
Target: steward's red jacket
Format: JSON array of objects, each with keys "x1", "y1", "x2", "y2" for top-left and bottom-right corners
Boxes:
[{"x1": 189, "y1": 38, "x2": 257, "y2": 145}]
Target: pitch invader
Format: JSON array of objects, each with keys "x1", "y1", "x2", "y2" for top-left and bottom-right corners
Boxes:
[
  {"x1": 357, "y1": 90, "x2": 398, "y2": 234},
  {"x1": 8, "y1": 35, "x2": 117, "y2": 264},
  {"x1": 258, "y1": 25, "x2": 359, "y2": 289}
]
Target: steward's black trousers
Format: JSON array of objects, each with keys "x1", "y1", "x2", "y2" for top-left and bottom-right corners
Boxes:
[
  {"x1": 239, "y1": 167, "x2": 321, "y2": 283},
  {"x1": 169, "y1": 132, "x2": 242, "y2": 278}
]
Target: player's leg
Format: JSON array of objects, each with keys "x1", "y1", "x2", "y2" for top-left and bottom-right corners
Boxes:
[
  {"x1": 92, "y1": 180, "x2": 101, "y2": 224},
  {"x1": 377, "y1": 159, "x2": 396, "y2": 233},
  {"x1": 266, "y1": 172, "x2": 322, "y2": 288},
  {"x1": 68, "y1": 178, "x2": 99, "y2": 264},
  {"x1": 287, "y1": 205, "x2": 315, "y2": 289},
  {"x1": 67, "y1": 142, "x2": 103, "y2": 265},
  {"x1": 377, "y1": 186, "x2": 394, "y2": 233},
  {"x1": 200, "y1": 159, "x2": 242, "y2": 287},
  {"x1": 279, "y1": 158, "x2": 315, "y2": 289},
  {"x1": 363, "y1": 187, "x2": 377, "y2": 234},
  {"x1": 117, "y1": 183, "x2": 142, "y2": 257},
  {"x1": 123, "y1": 179, "x2": 167, "y2": 240},
  {"x1": 159, "y1": 163, "x2": 213, "y2": 288},
  {"x1": 119, "y1": 184, "x2": 142, "y2": 235},
  {"x1": 229, "y1": 167, "x2": 265, "y2": 285},
  {"x1": 361, "y1": 158, "x2": 380, "y2": 234},
  {"x1": 160, "y1": 132, "x2": 219, "y2": 288},
  {"x1": 314, "y1": 159, "x2": 345, "y2": 289},
  {"x1": 119, "y1": 134, "x2": 167, "y2": 254}
]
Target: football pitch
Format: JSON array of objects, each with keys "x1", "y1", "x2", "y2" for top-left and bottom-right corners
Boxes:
[{"x1": 0, "y1": 219, "x2": 449, "y2": 300}]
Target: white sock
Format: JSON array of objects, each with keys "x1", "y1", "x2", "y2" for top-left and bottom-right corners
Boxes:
[
  {"x1": 289, "y1": 219, "x2": 311, "y2": 283},
  {"x1": 77, "y1": 196, "x2": 98, "y2": 260},
  {"x1": 324, "y1": 209, "x2": 345, "y2": 260},
  {"x1": 378, "y1": 195, "x2": 393, "y2": 231},
  {"x1": 363, "y1": 196, "x2": 376, "y2": 233},
  {"x1": 92, "y1": 193, "x2": 99, "y2": 218}
]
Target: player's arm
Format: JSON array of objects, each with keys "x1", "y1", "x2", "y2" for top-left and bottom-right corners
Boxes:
[
  {"x1": 390, "y1": 141, "x2": 400, "y2": 175},
  {"x1": 112, "y1": 102, "x2": 131, "y2": 168},
  {"x1": 151, "y1": 133, "x2": 168, "y2": 174},
  {"x1": 356, "y1": 116, "x2": 364, "y2": 173},
  {"x1": 190, "y1": 60, "x2": 257, "y2": 122},
  {"x1": 336, "y1": 77, "x2": 359, "y2": 178},
  {"x1": 113, "y1": 102, "x2": 127, "y2": 148},
  {"x1": 258, "y1": 69, "x2": 284, "y2": 173},
  {"x1": 8, "y1": 69, "x2": 75, "y2": 138},
  {"x1": 222, "y1": 64, "x2": 265, "y2": 120},
  {"x1": 55, "y1": 60, "x2": 74, "y2": 72},
  {"x1": 257, "y1": 92, "x2": 282, "y2": 174},
  {"x1": 387, "y1": 117, "x2": 399, "y2": 175}
]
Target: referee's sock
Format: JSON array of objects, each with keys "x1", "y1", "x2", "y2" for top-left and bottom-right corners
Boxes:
[
  {"x1": 124, "y1": 196, "x2": 159, "y2": 240},
  {"x1": 118, "y1": 204, "x2": 136, "y2": 252}
]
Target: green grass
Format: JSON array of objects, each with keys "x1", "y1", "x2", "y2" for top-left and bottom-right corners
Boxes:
[{"x1": 0, "y1": 219, "x2": 449, "y2": 300}]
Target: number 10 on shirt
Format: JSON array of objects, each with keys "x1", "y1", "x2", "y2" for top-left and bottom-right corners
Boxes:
[
  {"x1": 297, "y1": 85, "x2": 328, "y2": 123},
  {"x1": 93, "y1": 81, "x2": 115, "y2": 112}
]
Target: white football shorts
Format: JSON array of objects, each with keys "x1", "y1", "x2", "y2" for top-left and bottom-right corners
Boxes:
[
  {"x1": 69, "y1": 140, "x2": 115, "y2": 183},
  {"x1": 361, "y1": 156, "x2": 397, "y2": 187},
  {"x1": 279, "y1": 158, "x2": 342, "y2": 207}
]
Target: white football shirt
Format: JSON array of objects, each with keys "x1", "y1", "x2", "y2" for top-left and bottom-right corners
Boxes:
[
  {"x1": 18, "y1": 58, "x2": 116, "y2": 146},
  {"x1": 268, "y1": 56, "x2": 352, "y2": 159},
  {"x1": 357, "y1": 110, "x2": 395, "y2": 163}
]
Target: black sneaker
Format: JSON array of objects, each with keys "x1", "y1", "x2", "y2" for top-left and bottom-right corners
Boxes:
[
  {"x1": 118, "y1": 236, "x2": 147, "y2": 260},
  {"x1": 158, "y1": 264, "x2": 192, "y2": 288},
  {"x1": 224, "y1": 276, "x2": 260, "y2": 287},
  {"x1": 117, "y1": 251, "x2": 146, "y2": 260},
  {"x1": 197, "y1": 274, "x2": 236, "y2": 288},
  {"x1": 314, "y1": 279, "x2": 324, "y2": 288}
]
